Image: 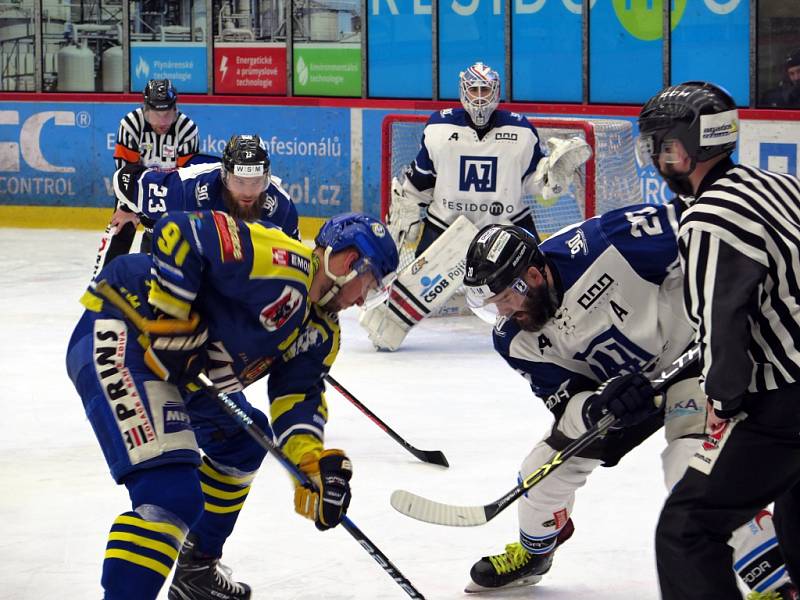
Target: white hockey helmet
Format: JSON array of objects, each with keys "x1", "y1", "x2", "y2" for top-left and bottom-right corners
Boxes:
[{"x1": 459, "y1": 62, "x2": 501, "y2": 129}]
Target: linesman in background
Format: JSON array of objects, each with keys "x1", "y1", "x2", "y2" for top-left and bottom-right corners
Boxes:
[
  {"x1": 94, "y1": 79, "x2": 199, "y2": 274},
  {"x1": 638, "y1": 81, "x2": 800, "y2": 600}
]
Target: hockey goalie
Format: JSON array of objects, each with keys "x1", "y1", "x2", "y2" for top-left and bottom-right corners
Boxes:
[{"x1": 359, "y1": 61, "x2": 591, "y2": 351}]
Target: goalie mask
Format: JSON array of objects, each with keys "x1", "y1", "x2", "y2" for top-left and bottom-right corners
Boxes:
[
  {"x1": 459, "y1": 62, "x2": 501, "y2": 129},
  {"x1": 464, "y1": 225, "x2": 558, "y2": 330},
  {"x1": 315, "y1": 213, "x2": 400, "y2": 310},
  {"x1": 637, "y1": 81, "x2": 737, "y2": 195}
]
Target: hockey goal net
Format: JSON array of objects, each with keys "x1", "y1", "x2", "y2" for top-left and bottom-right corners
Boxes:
[{"x1": 380, "y1": 114, "x2": 642, "y2": 269}]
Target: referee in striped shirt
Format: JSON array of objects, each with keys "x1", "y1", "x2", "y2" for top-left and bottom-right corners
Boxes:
[
  {"x1": 638, "y1": 81, "x2": 800, "y2": 600},
  {"x1": 98, "y1": 79, "x2": 199, "y2": 271}
]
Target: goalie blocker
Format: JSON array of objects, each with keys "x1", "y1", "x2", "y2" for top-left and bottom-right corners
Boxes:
[{"x1": 359, "y1": 215, "x2": 478, "y2": 351}]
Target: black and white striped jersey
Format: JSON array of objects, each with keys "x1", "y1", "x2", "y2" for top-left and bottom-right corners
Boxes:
[
  {"x1": 113, "y1": 107, "x2": 198, "y2": 169},
  {"x1": 678, "y1": 158, "x2": 800, "y2": 405}
]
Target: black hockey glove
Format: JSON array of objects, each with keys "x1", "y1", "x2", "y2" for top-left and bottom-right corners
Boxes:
[
  {"x1": 144, "y1": 313, "x2": 209, "y2": 386},
  {"x1": 584, "y1": 373, "x2": 660, "y2": 429},
  {"x1": 295, "y1": 449, "x2": 353, "y2": 531}
]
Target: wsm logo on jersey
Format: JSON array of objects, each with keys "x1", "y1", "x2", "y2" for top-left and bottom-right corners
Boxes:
[{"x1": 459, "y1": 156, "x2": 497, "y2": 192}]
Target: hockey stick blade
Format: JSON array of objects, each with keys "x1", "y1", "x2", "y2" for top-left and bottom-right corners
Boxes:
[
  {"x1": 391, "y1": 489, "x2": 490, "y2": 526},
  {"x1": 325, "y1": 374, "x2": 449, "y2": 467},
  {"x1": 390, "y1": 343, "x2": 701, "y2": 527}
]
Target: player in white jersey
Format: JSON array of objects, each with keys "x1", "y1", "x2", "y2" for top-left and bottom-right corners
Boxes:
[
  {"x1": 99, "y1": 79, "x2": 200, "y2": 271},
  {"x1": 360, "y1": 62, "x2": 590, "y2": 351},
  {"x1": 459, "y1": 209, "x2": 793, "y2": 597}
]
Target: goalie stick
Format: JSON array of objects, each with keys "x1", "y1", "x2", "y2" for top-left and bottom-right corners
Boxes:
[
  {"x1": 390, "y1": 343, "x2": 701, "y2": 527},
  {"x1": 325, "y1": 374, "x2": 449, "y2": 467},
  {"x1": 94, "y1": 280, "x2": 427, "y2": 600}
]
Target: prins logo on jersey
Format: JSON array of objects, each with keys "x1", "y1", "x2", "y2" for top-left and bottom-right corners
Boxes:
[
  {"x1": 459, "y1": 155, "x2": 497, "y2": 192},
  {"x1": 578, "y1": 273, "x2": 615, "y2": 310},
  {"x1": 92, "y1": 320, "x2": 157, "y2": 462},
  {"x1": 260, "y1": 285, "x2": 303, "y2": 331},
  {"x1": 212, "y1": 212, "x2": 244, "y2": 262}
]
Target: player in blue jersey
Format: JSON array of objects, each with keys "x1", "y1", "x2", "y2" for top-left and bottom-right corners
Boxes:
[
  {"x1": 111, "y1": 133, "x2": 299, "y2": 239},
  {"x1": 361, "y1": 62, "x2": 591, "y2": 351},
  {"x1": 66, "y1": 210, "x2": 398, "y2": 600},
  {"x1": 458, "y1": 205, "x2": 794, "y2": 597},
  {"x1": 93, "y1": 134, "x2": 299, "y2": 276}
]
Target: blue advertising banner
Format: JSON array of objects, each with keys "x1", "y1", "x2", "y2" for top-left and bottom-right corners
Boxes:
[
  {"x1": 590, "y1": 1, "x2": 664, "y2": 104},
  {"x1": 671, "y1": 0, "x2": 748, "y2": 106},
  {"x1": 512, "y1": 0, "x2": 582, "y2": 102},
  {"x1": 130, "y1": 43, "x2": 208, "y2": 94},
  {"x1": 368, "y1": 0, "x2": 432, "y2": 98},
  {"x1": 0, "y1": 102, "x2": 352, "y2": 219},
  {"x1": 438, "y1": 0, "x2": 505, "y2": 101}
]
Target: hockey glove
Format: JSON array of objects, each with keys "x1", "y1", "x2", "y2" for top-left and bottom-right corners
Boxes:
[
  {"x1": 584, "y1": 373, "x2": 660, "y2": 429},
  {"x1": 532, "y1": 137, "x2": 592, "y2": 200},
  {"x1": 294, "y1": 449, "x2": 353, "y2": 531},
  {"x1": 143, "y1": 313, "x2": 209, "y2": 386}
]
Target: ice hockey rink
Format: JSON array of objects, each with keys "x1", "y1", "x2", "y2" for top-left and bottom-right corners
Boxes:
[{"x1": 3, "y1": 227, "x2": 685, "y2": 600}]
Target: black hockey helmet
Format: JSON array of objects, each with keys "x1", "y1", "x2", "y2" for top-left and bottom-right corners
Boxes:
[
  {"x1": 637, "y1": 81, "x2": 738, "y2": 165},
  {"x1": 143, "y1": 79, "x2": 178, "y2": 111},
  {"x1": 464, "y1": 224, "x2": 543, "y2": 301},
  {"x1": 785, "y1": 48, "x2": 800, "y2": 71},
  {"x1": 222, "y1": 134, "x2": 271, "y2": 179}
]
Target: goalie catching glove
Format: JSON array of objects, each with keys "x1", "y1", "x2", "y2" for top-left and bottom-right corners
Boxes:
[
  {"x1": 143, "y1": 312, "x2": 209, "y2": 386},
  {"x1": 583, "y1": 373, "x2": 661, "y2": 429},
  {"x1": 294, "y1": 449, "x2": 353, "y2": 530},
  {"x1": 532, "y1": 137, "x2": 592, "y2": 200}
]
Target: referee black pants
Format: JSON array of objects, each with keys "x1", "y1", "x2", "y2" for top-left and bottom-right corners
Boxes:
[{"x1": 656, "y1": 385, "x2": 800, "y2": 599}]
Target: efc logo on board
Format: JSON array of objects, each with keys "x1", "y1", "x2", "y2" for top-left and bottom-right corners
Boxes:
[{"x1": 459, "y1": 155, "x2": 497, "y2": 192}]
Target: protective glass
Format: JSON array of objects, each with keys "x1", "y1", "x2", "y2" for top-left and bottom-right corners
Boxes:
[
  {"x1": 465, "y1": 277, "x2": 529, "y2": 324},
  {"x1": 636, "y1": 134, "x2": 684, "y2": 165},
  {"x1": 223, "y1": 170, "x2": 270, "y2": 195},
  {"x1": 352, "y1": 257, "x2": 397, "y2": 310}
]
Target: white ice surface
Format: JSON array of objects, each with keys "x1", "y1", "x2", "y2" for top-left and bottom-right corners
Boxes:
[{"x1": 0, "y1": 228, "x2": 670, "y2": 599}]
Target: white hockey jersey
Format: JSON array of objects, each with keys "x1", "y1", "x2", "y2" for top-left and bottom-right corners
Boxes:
[
  {"x1": 493, "y1": 201, "x2": 694, "y2": 418},
  {"x1": 406, "y1": 108, "x2": 544, "y2": 230}
]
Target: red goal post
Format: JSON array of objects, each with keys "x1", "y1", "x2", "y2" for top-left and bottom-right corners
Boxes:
[{"x1": 380, "y1": 113, "x2": 641, "y2": 238}]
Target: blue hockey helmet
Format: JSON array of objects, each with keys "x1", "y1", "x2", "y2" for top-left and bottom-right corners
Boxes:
[{"x1": 315, "y1": 213, "x2": 399, "y2": 309}]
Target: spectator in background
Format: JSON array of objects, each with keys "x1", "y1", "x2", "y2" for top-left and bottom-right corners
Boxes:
[{"x1": 761, "y1": 48, "x2": 800, "y2": 108}]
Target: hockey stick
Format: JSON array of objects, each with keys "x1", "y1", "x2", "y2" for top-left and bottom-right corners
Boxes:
[
  {"x1": 325, "y1": 374, "x2": 449, "y2": 467},
  {"x1": 390, "y1": 343, "x2": 702, "y2": 527},
  {"x1": 94, "y1": 281, "x2": 426, "y2": 599}
]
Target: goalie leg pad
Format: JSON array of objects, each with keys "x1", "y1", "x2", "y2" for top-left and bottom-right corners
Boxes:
[{"x1": 359, "y1": 215, "x2": 479, "y2": 351}]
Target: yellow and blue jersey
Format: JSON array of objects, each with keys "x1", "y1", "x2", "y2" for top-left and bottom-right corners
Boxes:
[{"x1": 80, "y1": 210, "x2": 339, "y2": 451}]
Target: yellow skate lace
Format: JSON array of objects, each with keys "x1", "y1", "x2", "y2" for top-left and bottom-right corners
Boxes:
[
  {"x1": 746, "y1": 591, "x2": 783, "y2": 600},
  {"x1": 487, "y1": 543, "x2": 531, "y2": 575}
]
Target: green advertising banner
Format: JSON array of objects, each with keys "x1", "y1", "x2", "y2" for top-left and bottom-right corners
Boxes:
[{"x1": 293, "y1": 44, "x2": 362, "y2": 97}]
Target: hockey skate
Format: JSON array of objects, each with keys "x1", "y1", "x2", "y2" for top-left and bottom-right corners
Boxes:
[
  {"x1": 465, "y1": 519, "x2": 574, "y2": 593},
  {"x1": 747, "y1": 582, "x2": 800, "y2": 600},
  {"x1": 168, "y1": 535, "x2": 251, "y2": 600}
]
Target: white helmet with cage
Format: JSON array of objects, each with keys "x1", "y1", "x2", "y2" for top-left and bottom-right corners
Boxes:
[{"x1": 459, "y1": 62, "x2": 501, "y2": 128}]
